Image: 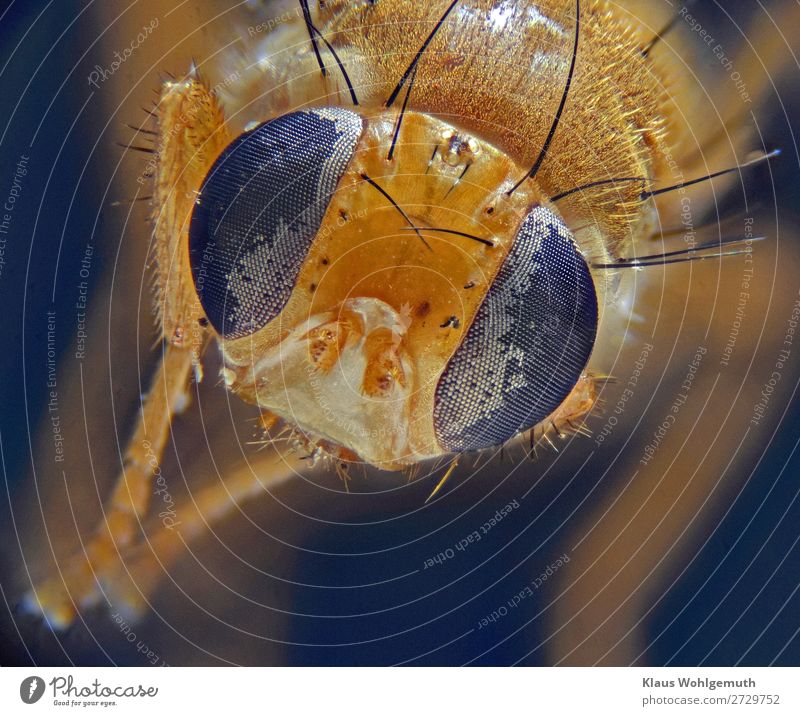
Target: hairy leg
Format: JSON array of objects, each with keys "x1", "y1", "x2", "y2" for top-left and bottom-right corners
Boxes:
[{"x1": 24, "y1": 72, "x2": 231, "y2": 629}]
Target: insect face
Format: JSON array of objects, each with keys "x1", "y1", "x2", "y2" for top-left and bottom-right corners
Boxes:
[
  {"x1": 20, "y1": 0, "x2": 799, "y2": 645},
  {"x1": 188, "y1": 107, "x2": 598, "y2": 468}
]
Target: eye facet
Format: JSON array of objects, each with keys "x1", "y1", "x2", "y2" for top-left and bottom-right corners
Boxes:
[
  {"x1": 433, "y1": 206, "x2": 598, "y2": 453},
  {"x1": 189, "y1": 107, "x2": 363, "y2": 339}
]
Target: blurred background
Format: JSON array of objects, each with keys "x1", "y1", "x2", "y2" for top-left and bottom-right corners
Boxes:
[{"x1": 0, "y1": 0, "x2": 799, "y2": 666}]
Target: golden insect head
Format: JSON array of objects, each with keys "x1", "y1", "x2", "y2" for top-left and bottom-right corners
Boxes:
[{"x1": 22, "y1": 0, "x2": 792, "y2": 636}]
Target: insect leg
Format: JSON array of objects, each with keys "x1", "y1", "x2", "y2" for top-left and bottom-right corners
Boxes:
[
  {"x1": 96, "y1": 450, "x2": 301, "y2": 623},
  {"x1": 23, "y1": 344, "x2": 195, "y2": 629}
]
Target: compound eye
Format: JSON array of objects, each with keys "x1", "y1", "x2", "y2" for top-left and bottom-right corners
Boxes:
[
  {"x1": 189, "y1": 108, "x2": 363, "y2": 339},
  {"x1": 433, "y1": 206, "x2": 598, "y2": 452}
]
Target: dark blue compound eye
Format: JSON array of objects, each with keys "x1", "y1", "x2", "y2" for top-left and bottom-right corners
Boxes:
[
  {"x1": 189, "y1": 107, "x2": 363, "y2": 339},
  {"x1": 433, "y1": 206, "x2": 598, "y2": 452}
]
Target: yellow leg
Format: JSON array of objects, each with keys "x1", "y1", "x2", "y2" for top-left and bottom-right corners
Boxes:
[
  {"x1": 99, "y1": 452, "x2": 300, "y2": 623},
  {"x1": 24, "y1": 343, "x2": 194, "y2": 629}
]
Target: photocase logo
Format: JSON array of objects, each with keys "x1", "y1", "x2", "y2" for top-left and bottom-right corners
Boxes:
[{"x1": 19, "y1": 676, "x2": 45, "y2": 704}]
